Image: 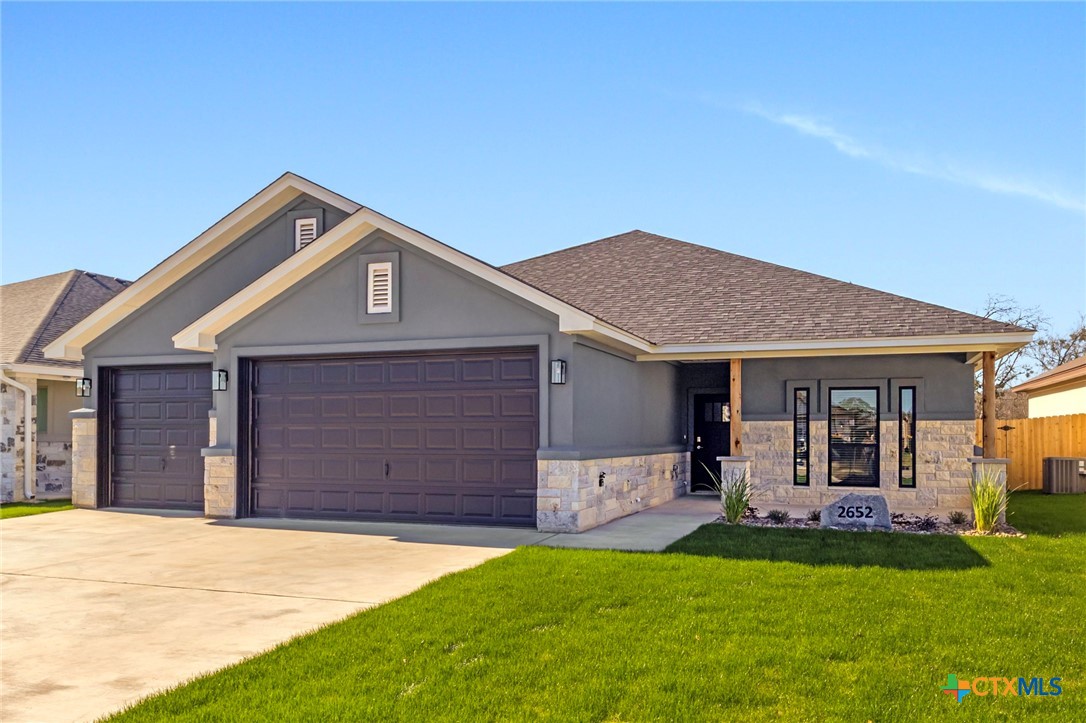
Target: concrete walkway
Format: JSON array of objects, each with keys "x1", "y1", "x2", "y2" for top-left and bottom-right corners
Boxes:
[
  {"x1": 542, "y1": 495, "x2": 721, "y2": 551},
  {"x1": 0, "y1": 497, "x2": 717, "y2": 721}
]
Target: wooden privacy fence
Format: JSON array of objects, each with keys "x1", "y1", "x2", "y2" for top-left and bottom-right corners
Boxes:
[{"x1": 974, "y1": 414, "x2": 1086, "y2": 490}]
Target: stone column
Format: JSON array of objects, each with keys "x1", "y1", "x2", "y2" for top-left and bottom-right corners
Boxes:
[
  {"x1": 70, "y1": 408, "x2": 98, "y2": 508},
  {"x1": 716, "y1": 456, "x2": 752, "y2": 487},
  {"x1": 202, "y1": 451, "x2": 237, "y2": 518}
]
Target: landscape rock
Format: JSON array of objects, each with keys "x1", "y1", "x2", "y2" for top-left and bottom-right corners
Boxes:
[{"x1": 821, "y1": 493, "x2": 891, "y2": 532}]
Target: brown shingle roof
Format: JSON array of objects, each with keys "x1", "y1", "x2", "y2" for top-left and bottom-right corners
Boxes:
[
  {"x1": 1, "y1": 270, "x2": 131, "y2": 369},
  {"x1": 501, "y1": 230, "x2": 1027, "y2": 345},
  {"x1": 1012, "y1": 355, "x2": 1086, "y2": 394}
]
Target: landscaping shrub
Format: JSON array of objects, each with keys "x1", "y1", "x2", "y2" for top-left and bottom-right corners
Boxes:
[
  {"x1": 767, "y1": 509, "x2": 791, "y2": 524},
  {"x1": 698, "y1": 462, "x2": 753, "y2": 524},
  {"x1": 806, "y1": 509, "x2": 821, "y2": 523},
  {"x1": 917, "y1": 515, "x2": 938, "y2": 531},
  {"x1": 970, "y1": 465, "x2": 1009, "y2": 534},
  {"x1": 948, "y1": 510, "x2": 968, "y2": 525}
]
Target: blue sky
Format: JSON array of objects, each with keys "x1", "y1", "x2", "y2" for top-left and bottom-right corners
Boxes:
[{"x1": 3, "y1": 3, "x2": 1084, "y2": 330}]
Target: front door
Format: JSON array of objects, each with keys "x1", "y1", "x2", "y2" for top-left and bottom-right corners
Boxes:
[{"x1": 691, "y1": 393, "x2": 730, "y2": 492}]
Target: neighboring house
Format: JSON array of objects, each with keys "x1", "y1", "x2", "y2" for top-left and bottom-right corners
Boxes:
[
  {"x1": 1, "y1": 271, "x2": 130, "y2": 502},
  {"x1": 1012, "y1": 356, "x2": 1086, "y2": 418},
  {"x1": 44, "y1": 174, "x2": 1032, "y2": 531}
]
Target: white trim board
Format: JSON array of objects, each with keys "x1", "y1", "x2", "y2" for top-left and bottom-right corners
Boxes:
[{"x1": 43, "y1": 173, "x2": 360, "y2": 362}]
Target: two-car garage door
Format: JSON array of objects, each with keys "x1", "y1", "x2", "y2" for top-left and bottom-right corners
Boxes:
[{"x1": 248, "y1": 348, "x2": 539, "y2": 526}]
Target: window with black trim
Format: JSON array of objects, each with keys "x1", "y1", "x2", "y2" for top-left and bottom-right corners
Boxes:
[
  {"x1": 899, "y1": 387, "x2": 916, "y2": 488},
  {"x1": 794, "y1": 388, "x2": 809, "y2": 485},
  {"x1": 829, "y1": 387, "x2": 879, "y2": 487}
]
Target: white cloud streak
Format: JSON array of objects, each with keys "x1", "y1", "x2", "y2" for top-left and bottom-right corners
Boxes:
[{"x1": 739, "y1": 101, "x2": 1085, "y2": 214}]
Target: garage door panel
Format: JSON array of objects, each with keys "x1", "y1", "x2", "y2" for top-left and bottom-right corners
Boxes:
[
  {"x1": 319, "y1": 363, "x2": 351, "y2": 386},
  {"x1": 388, "y1": 492, "x2": 421, "y2": 514},
  {"x1": 389, "y1": 427, "x2": 421, "y2": 450},
  {"x1": 424, "y1": 427, "x2": 458, "y2": 450},
  {"x1": 461, "y1": 393, "x2": 496, "y2": 417},
  {"x1": 501, "y1": 427, "x2": 537, "y2": 452},
  {"x1": 500, "y1": 392, "x2": 536, "y2": 418},
  {"x1": 424, "y1": 494, "x2": 457, "y2": 517},
  {"x1": 353, "y1": 491, "x2": 384, "y2": 514},
  {"x1": 320, "y1": 427, "x2": 351, "y2": 448},
  {"x1": 424, "y1": 458, "x2": 458, "y2": 483},
  {"x1": 388, "y1": 361, "x2": 422, "y2": 384},
  {"x1": 424, "y1": 395, "x2": 458, "y2": 417},
  {"x1": 354, "y1": 457, "x2": 385, "y2": 480},
  {"x1": 461, "y1": 495, "x2": 497, "y2": 518},
  {"x1": 354, "y1": 395, "x2": 385, "y2": 417},
  {"x1": 250, "y1": 349, "x2": 538, "y2": 525},
  {"x1": 110, "y1": 366, "x2": 210, "y2": 511},
  {"x1": 424, "y1": 360, "x2": 457, "y2": 383},
  {"x1": 500, "y1": 495, "x2": 536, "y2": 520}
]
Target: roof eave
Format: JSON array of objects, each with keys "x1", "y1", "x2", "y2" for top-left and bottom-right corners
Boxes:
[
  {"x1": 43, "y1": 173, "x2": 361, "y2": 362},
  {"x1": 173, "y1": 208, "x2": 649, "y2": 355},
  {"x1": 635, "y1": 332, "x2": 1035, "y2": 362}
]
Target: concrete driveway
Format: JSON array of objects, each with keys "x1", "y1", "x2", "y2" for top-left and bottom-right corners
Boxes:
[{"x1": 1, "y1": 509, "x2": 550, "y2": 722}]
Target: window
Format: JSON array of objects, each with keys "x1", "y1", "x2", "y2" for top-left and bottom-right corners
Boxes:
[
  {"x1": 829, "y1": 387, "x2": 879, "y2": 487},
  {"x1": 794, "y1": 388, "x2": 809, "y2": 485},
  {"x1": 294, "y1": 217, "x2": 319, "y2": 251},
  {"x1": 36, "y1": 386, "x2": 48, "y2": 434},
  {"x1": 899, "y1": 387, "x2": 916, "y2": 488},
  {"x1": 367, "y1": 261, "x2": 393, "y2": 314}
]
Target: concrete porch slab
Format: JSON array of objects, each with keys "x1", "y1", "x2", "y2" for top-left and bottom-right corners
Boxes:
[{"x1": 540, "y1": 496, "x2": 721, "y2": 552}]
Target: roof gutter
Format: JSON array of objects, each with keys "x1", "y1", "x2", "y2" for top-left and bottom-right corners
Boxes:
[{"x1": 0, "y1": 369, "x2": 36, "y2": 500}]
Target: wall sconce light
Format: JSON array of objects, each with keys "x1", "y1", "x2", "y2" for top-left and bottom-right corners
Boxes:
[
  {"x1": 211, "y1": 370, "x2": 229, "y2": 392},
  {"x1": 549, "y1": 359, "x2": 567, "y2": 384},
  {"x1": 75, "y1": 378, "x2": 92, "y2": 398}
]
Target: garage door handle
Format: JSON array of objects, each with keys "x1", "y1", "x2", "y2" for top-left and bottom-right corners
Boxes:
[
  {"x1": 160, "y1": 458, "x2": 167, "y2": 471},
  {"x1": 384, "y1": 462, "x2": 390, "y2": 478}
]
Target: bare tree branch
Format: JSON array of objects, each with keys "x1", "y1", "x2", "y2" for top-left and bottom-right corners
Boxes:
[
  {"x1": 974, "y1": 294, "x2": 1049, "y2": 393},
  {"x1": 1029, "y1": 313, "x2": 1086, "y2": 370}
]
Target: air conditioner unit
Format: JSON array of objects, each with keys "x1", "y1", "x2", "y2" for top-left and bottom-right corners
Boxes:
[{"x1": 1042, "y1": 458, "x2": 1086, "y2": 494}]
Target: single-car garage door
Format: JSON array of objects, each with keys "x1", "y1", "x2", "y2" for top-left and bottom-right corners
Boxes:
[
  {"x1": 248, "y1": 348, "x2": 539, "y2": 526},
  {"x1": 109, "y1": 365, "x2": 212, "y2": 510}
]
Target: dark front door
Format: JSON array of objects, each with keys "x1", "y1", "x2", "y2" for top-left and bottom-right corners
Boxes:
[
  {"x1": 109, "y1": 365, "x2": 212, "y2": 510},
  {"x1": 247, "y1": 348, "x2": 539, "y2": 526},
  {"x1": 691, "y1": 393, "x2": 730, "y2": 491}
]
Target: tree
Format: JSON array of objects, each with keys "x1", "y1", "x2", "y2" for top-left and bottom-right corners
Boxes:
[
  {"x1": 1030, "y1": 313, "x2": 1086, "y2": 371},
  {"x1": 976, "y1": 294, "x2": 1048, "y2": 390}
]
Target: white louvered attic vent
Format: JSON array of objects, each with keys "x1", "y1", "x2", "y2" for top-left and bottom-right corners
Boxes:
[
  {"x1": 294, "y1": 218, "x2": 319, "y2": 251},
  {"x1": 367, "y1": 261, "x2": 393, "y2": 314}
]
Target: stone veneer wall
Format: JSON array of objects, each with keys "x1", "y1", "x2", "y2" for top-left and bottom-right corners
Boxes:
[
  {"x1": 203, "y1": 455, "x2": 237, "y2": 517},
  {"x1": 71, "y1": 415, "x2": 98, "y2": 507},
  {"x1": 537, "y1": 452, "x2": 689, "y2": 532},
  {"x1": 203, "y1": 414, "x2": 237, "y2": 518},
  {"x1": 743, "y1": 419, "x2": 975, "y2": 515},
  {"x1": 37, "y1": 440, "x2": 72, "y2": 498},
  {"x1": 1, "y1": 384, "x2": 22, "y2": 502}
]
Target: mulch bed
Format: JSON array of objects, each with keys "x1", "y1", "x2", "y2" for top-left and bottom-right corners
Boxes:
[{"x1": 711, "y1": 508, "x2": 1024, "y2": 537}]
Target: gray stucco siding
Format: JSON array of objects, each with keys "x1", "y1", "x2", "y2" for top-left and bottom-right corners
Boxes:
[
  {"x1": 82, "y1": 196, "x2": 350, "y2": 368},
  {"x1": 570, "y1": 342, "x2": 681, "y2": 453},
  {"x1": 213, "y1": 231, "x2": 575, "y2": 450},
  {"x1": 739, "y1": 353, "x2": 975, "y2": 421}
]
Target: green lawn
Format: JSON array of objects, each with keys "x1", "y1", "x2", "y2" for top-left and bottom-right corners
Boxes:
[
  {"x1": 0, "y1": 499, "x2": 73, "y2": 519},
  {"x1": 114, "y1": 493, "x2": 1084, "y2": 722}
]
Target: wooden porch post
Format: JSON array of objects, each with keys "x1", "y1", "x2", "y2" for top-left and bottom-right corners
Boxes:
[
  {"x1": 730, "y1": 359, "x2": 743, "y2": 456},
  {"x1": 982, "y1": 351, "x2": 996, "y2": 458}
]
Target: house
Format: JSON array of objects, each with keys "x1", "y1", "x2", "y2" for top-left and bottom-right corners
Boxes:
[
  {"x1": 1, "y1": 270, "x2": 130, "y2": 502},
  {"x1": 43, "y1": 173, "x2": 1032, "y2": 531},
  {"x1": 1012, "y1": 356, "x2": 1086, "y2": 418}
]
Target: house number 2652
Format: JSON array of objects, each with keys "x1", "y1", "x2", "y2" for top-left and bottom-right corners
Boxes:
[{"x1": 837, "y1": 505, "x2": 874, "y2": 519}]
